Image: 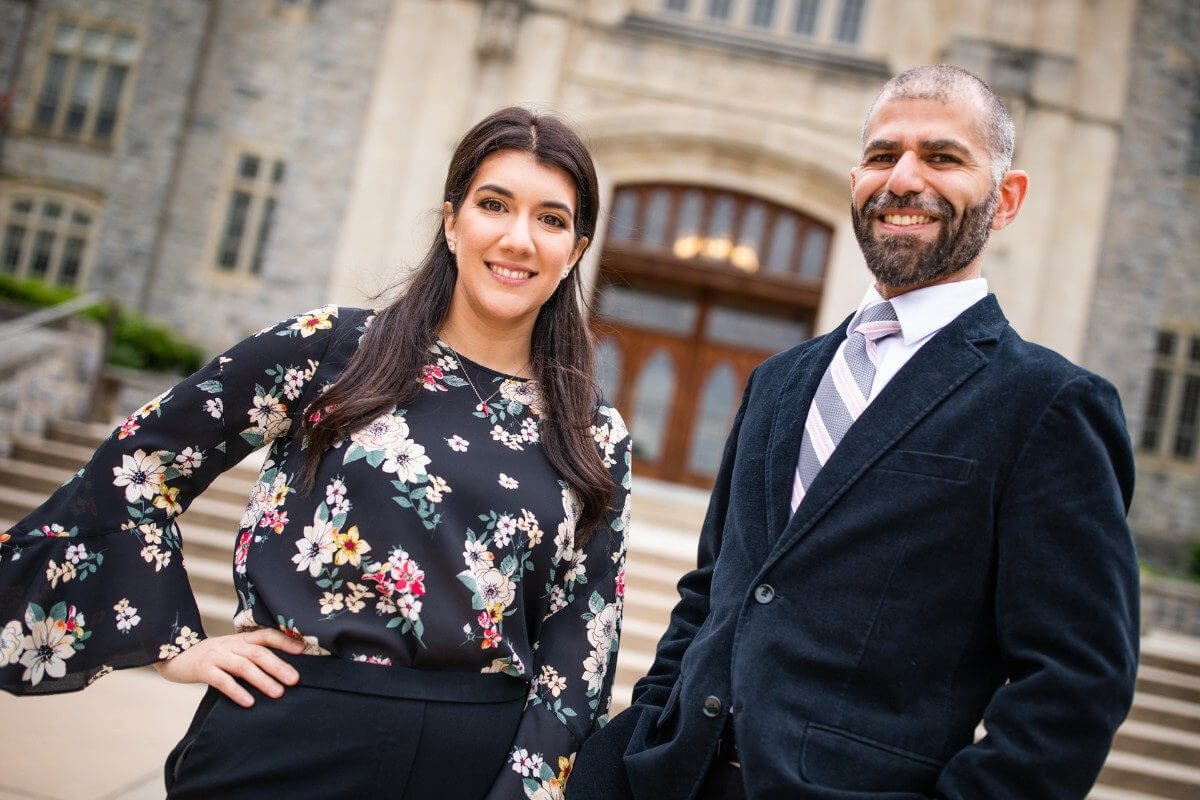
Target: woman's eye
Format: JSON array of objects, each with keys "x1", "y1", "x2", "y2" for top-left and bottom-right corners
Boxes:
[
  {"x1": 541, "y1": 215, "x2": 567, "y2": 228},
  {"x1": 481, "y1": 199, "x2": 505, "y2": 212}
]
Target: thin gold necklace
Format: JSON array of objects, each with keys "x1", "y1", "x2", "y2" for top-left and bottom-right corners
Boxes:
[{"x1": 439, "y1": 341, "x2": 527, "y2": 414}]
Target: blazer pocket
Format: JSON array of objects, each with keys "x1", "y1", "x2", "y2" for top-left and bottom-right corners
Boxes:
[
  {"x1": 655, "y1": 681, "x2": 683, "y2": 731},
  {"x1": 876, "y1": 450, "x2": 976, "y2": 482},
  {"x1": 800, "y1": 722, "x2": 943, "y2": 793}
]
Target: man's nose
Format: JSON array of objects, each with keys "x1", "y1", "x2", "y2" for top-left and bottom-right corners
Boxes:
[
  {"x1": 884, "y1": 150, "x2": 926, "y2": 196},
  {"x1": 501, "y1": 215, "x2": 535, "y2": 255}
]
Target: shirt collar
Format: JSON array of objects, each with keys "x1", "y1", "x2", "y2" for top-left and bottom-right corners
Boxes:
[{"x1": 849, "y1": 278, "x2": 989, "y2": 346}]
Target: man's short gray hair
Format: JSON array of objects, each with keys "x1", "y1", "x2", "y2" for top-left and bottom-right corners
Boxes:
[{"x1": 862, "y1": 64, "x2": 1016, "y2": 184}]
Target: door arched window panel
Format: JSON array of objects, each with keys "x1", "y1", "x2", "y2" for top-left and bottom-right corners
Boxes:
[
  {"x1": 610, "y1": 188, "x2": 638, "y2": 242},
  {"x1": 642, "y1": 189, "x2": 672, "y2": 248},
  {"x1": 603, "y1": 184, "x2": 831, "y2": 286},
  {"x1": 595, "y1": 336, "x2": 623, "y2": 407},
  {"x1": 688, "y1": 363, "x2": 737, "y2": 476},
  {"x1": 631, "y1": 348, "x2": 676, "y2": 463}
]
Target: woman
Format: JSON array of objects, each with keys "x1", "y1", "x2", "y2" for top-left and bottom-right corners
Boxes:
[{"x1": 0, "y1": 107, "x2": 631, "y2": 799}]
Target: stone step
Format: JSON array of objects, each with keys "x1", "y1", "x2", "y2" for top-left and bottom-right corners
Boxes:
[
  {"x1": 1089, "y1": 784, "x2": 1175, "y2": 800},
  {"x1": 10, "y1": 433, "x2": 264, "y2": 497},
  {"x1": 1113, "y1": 719, "x2": 1200, "y2": 767},
  {"x1": 1137, "y1": 664, "x2": 1200, "y2": 706},
  {"x1": 1141, "y1": 632, "x2": 1200, "y2": 679},
  {"x1": 0, "y1": 484, "x2": 50, "y2": 526},
  {"x1": 1095, "y1": 749, "x2": 1200, "y2": 800},
  {"x1": 1127, "y1": 692, "x2": 1200, "y2": 734},
  {"x1": 46, "y1": 417, "x2": 127, "y2": 449}
]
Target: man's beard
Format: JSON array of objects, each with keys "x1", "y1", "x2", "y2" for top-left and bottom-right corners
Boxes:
[{"x1": 851, "y1": 189, "x2": 998, "y2": 288}]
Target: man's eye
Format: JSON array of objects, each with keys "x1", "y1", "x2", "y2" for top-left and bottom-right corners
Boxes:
[
  {"x1": 929, "y1": 154, "x2": 960, "y2": 164},
  {"x1": 868, "y1": 154, "x2": 896, "y2": 163}
]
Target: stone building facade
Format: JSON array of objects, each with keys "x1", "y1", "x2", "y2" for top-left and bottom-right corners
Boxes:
[
  {"x1": 1084, "y1": 0, "x2": 1200, "y2": 566},
  {"x1": 0, "y1": 0, "x2": 1195, "y2": 565}
]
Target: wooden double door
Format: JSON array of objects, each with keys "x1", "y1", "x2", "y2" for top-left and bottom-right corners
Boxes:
[{"x1": 592, "y1": 277, "x2": 809, "y2": 489}]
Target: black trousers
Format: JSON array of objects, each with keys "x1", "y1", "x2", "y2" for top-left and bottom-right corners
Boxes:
[{"x1": 164, "y1": 653, "x2": 527, "y2": 800}]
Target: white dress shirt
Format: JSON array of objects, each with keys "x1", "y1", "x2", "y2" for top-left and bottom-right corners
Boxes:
[{"x1": 848, "y1": 278, "x2": 989, "y2": 403}]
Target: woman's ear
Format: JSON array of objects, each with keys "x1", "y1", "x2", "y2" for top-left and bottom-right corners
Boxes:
[{"x1": 442, "y1": 201, "x2": 456, "y2": 253}]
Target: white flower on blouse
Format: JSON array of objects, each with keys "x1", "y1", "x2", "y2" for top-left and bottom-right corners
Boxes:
[
  {"x1": 174, "y1": 447, "x2": 204, "y2": 476},
  {"x1": 425, "y1": 475, "x2": 451, "y2": 503},
  {"x1": 446, "y1": 435, "x2": 469, "y2": 452},
  {"x1": 248, "y1": 392, "x2": 290, "y2": 441},
  {"x1": 511, "y1": 748, "x2": 537, "y2": 777},
  {"x1": 175, "y1": 626, "x2": 201, "y2": 649},
  {"x1": 500, "y1": 379, "x2": 540, "y2": 410},
  {"x1": 582, "y1": 653, "x2": 607, "y2": 695},
  {"x1": 19, "y1": 616, "x2": 75, "y2": 686},
  {"x1": 495, "y1": 515, "x2": 518, "y2": 546},
  {"x1": 205, "y1": 398, "x2": 223, "y2": 418},
  {"x1": 325, "y1": 478, "x2": 348, "y2": 508},
  {"x1": 0, "y1": 620, "x2": 23, "y2": 666},
  {"x1": 350, "y1": 411, "x2": 410, "y2": 452},
  {"x1": 381, "y1": 439, "x2": 431, "y2": 484},
  {"x1": 477, "y1": 568, "x2": 516, "y2": 608},
  {"x1": 498, "y1": 473, "x2": 519, "y2": 490},
  {"x1": 292, "y1": 516, "x2": 337, "y2": 577},
  {"x1": 539, "y1": 665, "x2": 567, "y2": 697},
  {"x1": 563, "y1": 549, "x2": 587, "y2": 584},
  {"x1": 586, "y1": 602, "x2": 620, "y2": 653},
  {"x1": 520, "y1": 417, "x2": 540, "y2": 443},
  {"x1": 64, "y1": 544, "x2": 87, "y2": 564},
  {"x1": 113, "y1": 599, "x2": 141, "y2": 632},
  {"x1": 463, "y1": 540, "x2": 493, "y2": 575},
  {"x1": 112, "y1": 449, "x2": 166, "y2": 503}
]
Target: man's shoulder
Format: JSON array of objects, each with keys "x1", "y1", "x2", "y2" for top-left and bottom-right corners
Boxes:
[{"x1": 991, "y1": 325, "x2": 1115, "y2": 397}]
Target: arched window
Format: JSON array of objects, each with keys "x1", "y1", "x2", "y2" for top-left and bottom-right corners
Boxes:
[
  {"x1": 0, "y1": 185, "x2": 100, "y2": 288},
  {"x1": 605, "y1": 184, "x2": 832, "y2": 285}
]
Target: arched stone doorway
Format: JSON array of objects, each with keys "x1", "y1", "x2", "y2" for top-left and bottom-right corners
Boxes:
[{"x1": 594, "y1": 183, "x2": 831, "y2": 488}]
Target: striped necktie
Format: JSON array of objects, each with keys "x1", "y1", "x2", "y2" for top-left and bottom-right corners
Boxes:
[{"x1": 791, "y1": 301, "x2": 902, "y2": 513}]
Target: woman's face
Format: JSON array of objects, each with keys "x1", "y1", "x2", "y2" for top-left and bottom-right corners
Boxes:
[{"x1": 443, "y1": 149, "x2": 588, "y2": 335}]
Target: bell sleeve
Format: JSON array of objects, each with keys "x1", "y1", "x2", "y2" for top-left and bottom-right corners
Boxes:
[
  {"x1": 484, "y1": 405, "x2": 632, "y2": 800},
  {"x1": 0, "y1": 305, "x2": 347, "y2": 695}
]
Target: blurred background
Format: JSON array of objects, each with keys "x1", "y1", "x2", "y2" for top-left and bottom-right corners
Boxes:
[{"x1": 0, "y1": 1, "x2": 1197, "y2": 798}]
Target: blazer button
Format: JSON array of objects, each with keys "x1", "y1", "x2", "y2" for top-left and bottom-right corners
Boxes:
[
  {"x1": 702, "y1": 695, "x2": 723, "y2": 718},
  {"x1": 754, "y1": 583, "x2": 775, "y2": 604}
]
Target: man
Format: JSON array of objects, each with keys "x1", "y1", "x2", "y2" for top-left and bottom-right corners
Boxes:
[{"x1": 570, "y1": 65, "x2": 1138, "y2": 799}]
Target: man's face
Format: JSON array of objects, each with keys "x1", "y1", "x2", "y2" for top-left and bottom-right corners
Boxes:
[{"x1": 851, "y1": 96, "x2": 1000, "y2": 289}]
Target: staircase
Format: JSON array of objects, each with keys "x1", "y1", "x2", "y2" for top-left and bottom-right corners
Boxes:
[{"x1": 4, "y1": 419, "x2": 1199, "y2": 799}]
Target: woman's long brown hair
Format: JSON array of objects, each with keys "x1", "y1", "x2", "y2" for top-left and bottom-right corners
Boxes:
[{"x1": 298, "y1": 107, "x2": 613, "y2": 546}]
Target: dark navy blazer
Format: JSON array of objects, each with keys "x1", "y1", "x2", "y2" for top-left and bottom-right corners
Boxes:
[{"x1": 571, "y1": 295, "x2": 1139, "y2": 800}]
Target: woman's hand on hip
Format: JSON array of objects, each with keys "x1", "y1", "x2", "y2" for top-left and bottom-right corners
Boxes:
[{"x1": 153, "y1": 628, "x2": 306, "y2": 707}]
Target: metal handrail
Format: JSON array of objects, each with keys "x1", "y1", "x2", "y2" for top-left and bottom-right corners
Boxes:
[{"x1": 0, "y1": 292, "x2": 104, "y2": 338}]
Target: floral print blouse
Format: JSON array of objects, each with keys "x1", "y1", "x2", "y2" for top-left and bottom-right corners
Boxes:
[{"x1": 0, "y1": 306, "x2": 632, "y2": 800}]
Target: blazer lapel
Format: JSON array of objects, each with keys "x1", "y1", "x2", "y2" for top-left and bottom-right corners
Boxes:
[
  {"x1": 764, "y1": 317, "x2": 850, "y2": 544},
  {"x1": 764, "y1": 295, "x2": 1008, "y2": 566}
]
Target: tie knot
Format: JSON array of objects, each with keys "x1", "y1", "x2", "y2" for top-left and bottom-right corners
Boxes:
[{"x1": 853, "y1": 301, "x2": 901, "y2": 342}]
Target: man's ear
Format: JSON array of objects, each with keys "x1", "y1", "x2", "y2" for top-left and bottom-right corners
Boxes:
[
  {"x1": 991, "y1": 170, "x2": 1029, "y2": 231},
  {"x1": 850, "y1": 167, "x2": 858, "y2": 192}
]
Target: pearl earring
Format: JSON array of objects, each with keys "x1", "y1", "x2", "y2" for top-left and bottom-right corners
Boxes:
[{"x1": 447, "y1": 240, "x2": 455, "y2": 253}]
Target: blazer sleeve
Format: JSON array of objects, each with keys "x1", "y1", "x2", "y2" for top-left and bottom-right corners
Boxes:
[
  {"x1": 485, "y1": 405, "x2": 632, "y2": 800},
  {"x1": 0, "y1": 306, "x2": 347, "y2": 695},
  {"x1": 933, "y1": 373, "x2": 1139, "y2": 799},
  {"x1": 629, "y1": 370, "x2": 755, "y2": 712}
]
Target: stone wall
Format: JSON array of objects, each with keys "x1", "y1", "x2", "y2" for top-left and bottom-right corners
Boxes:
[
  {"x1": 1082, "y1": 0, "x2": 1200, "y2": 567},
  {"x1": 146, "y1": 0, "x2": 391, "y2": 350}
]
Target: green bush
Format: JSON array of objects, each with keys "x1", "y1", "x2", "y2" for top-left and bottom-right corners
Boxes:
[
  {"x1": 1188, "y1": 540, "x2": 1200, "y2": 581},
  {"x1": 0, "y1": 274, "x2": 204, "y2": 374}
]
